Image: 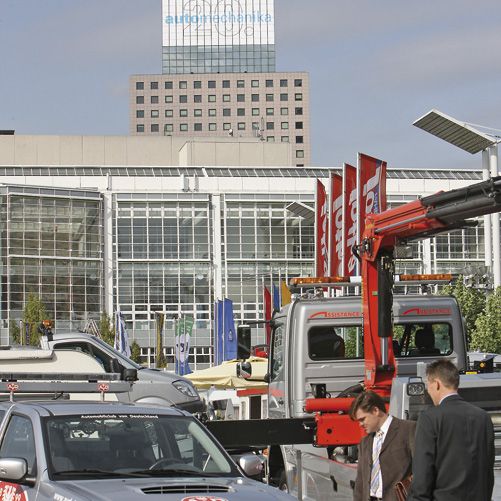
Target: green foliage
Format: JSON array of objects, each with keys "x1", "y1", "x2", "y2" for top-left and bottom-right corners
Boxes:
[
  {"x1": 440, "y1": 277, "x2": 486, "y2": 346},
  {"x1": 13, "y1": 293, "x2": 49, "y2": 346},
  {"x1": 9, "y1": 320, "x2": 20, "y2": 345},
  {"x1": 471, "y1": 287, "x2": 501, "y2": 353},
  {"x1": 130, "y1": 341, "x2": 142, "y2": 364},
  {"x1": 99, "y1": 313, "x2": 115, "y2": 347}
]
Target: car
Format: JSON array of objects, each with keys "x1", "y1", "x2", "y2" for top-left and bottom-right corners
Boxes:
[
  {"x1": 41, "y1": 331, "x2": 204, "y2": 414},
  {"x1": 0, "y1": 399, "x2": 294, "y2": 501}
]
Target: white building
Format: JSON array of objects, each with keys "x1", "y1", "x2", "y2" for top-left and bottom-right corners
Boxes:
[{"x1": 0, "y1": 134, "x2": 495, "y2": 369}]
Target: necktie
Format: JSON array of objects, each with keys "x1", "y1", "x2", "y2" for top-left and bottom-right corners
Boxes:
[{"x1": 370, "y1": 430, "x2": 384, "y2": 495}]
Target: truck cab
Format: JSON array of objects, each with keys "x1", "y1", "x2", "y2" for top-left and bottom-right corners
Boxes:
[
  {"x1": 268, "y1": 294, "x2": 465, "y2": 420},
  {"x1": 266, "y1": 293, "x2": 466, "y2": 497},
  {"x1": 42, "y1": 332, "x2": 204, "y2": 414}
]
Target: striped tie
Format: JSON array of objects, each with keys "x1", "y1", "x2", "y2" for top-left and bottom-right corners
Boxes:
[{"x1": 370, "y1": 430, "x2": 384, "y2": 495}]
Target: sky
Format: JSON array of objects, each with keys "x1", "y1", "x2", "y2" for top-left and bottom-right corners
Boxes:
[{"x1": 1, "y1": 0, "x2": 501, "y2": 170}]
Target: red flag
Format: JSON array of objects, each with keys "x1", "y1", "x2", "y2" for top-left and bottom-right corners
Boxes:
[
  {"x1": 358, "y1": 153, "x2": 387, "y2": 241},
  {"x1": 264, "y1": 285, "x2": 272, "y2": 345},
  {"x1": 343, "y1": 164, "x2": 358, "y2": 276},
  {"x1": 329, "y1": 173, "x2": 343, "y2": 276},
  {"x1": 315, "y1": 179, "x2": 329, "y2": 277}
]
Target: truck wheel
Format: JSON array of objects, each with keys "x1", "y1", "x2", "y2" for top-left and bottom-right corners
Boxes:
[{"x1": 278, "y1": 469, "x2": 288, "y2": 492}]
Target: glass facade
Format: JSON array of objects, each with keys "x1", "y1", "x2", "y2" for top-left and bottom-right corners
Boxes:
[
  {"x1": 0, "y1": 167, "x2": 494, "y2": 369},
  {"x1": 162, "y1": 45, "x2": 276, "y2": 74},
  {"x1": 113, "y1": 196, "x2": 212, "y2": 368},
  {"x1": 0, "y1": 187, "x2": 103, "y2": 343}
]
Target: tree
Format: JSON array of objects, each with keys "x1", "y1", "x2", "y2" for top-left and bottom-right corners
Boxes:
[
  {"x1": 130, "y1": 341, "x2": 142, "y2": 364},
  {"x1": 11, "y1": 293, "x2": 49, "y2": 346},
  {"x1": 440, "y1": 278, "x2": 486, "y2": 346},
  {"x1": 98, "y1": 312, "x2": 142, "y2": 364},
  {"x1": 99, "y1": 313, "x2": 115, "y2": 347},
  {"x1": 471, "y1": 287, "x2": 501, "y2": 353}
]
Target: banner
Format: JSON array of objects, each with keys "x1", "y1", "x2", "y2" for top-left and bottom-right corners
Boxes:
[
  {"x1": 114, "y1": 311, "x2": 131, "y2": 358},
  {"x1": 214, "y1": 300, "x2": 224, "y2": 365},
  {"x1": 329, "y1": 173, "x2": 343, "y2": 277},
  {"x1": 315, "y1": 179, "x2": 329, "y2": 277},
  {"x1": 175, "y1": 316, "x2": 193, "y2": 375},
  {"x1": 264, "y1": 285, "x2": 272, "y2": 345},
  {"x1": 281, "y1": 280, "x2": 291, "y2": 306},
  {"x1": 223, "y1": 299, "x2": 238, "y2": 361},
  {"x1": 358, "y1": 153, "x2": 387, "y2": 240},
  {"x1": 272, "y1": 283, "x2": 280, "y2": 312},
  {"x1": 343, "y1": 163, "x2": 358, "y2": 276},
  {"x1": 154, "y1": 312, "x2": 166, "y2": 368}
]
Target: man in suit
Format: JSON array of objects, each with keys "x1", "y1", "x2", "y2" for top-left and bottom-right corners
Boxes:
[
  {"x1": 408, "y1": 359, "x2": 494, "y2": 501},
  {"x1": 350, "y1": 391, "x2": 416, "y2": 501}
]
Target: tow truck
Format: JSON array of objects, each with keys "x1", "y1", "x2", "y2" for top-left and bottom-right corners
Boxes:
[{"x1": 207, "y1": 175, "x2": 501, "y2": 499}]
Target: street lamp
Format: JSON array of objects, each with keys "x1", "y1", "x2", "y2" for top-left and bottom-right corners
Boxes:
[{"x1": 413, "y1": 109, "x2": 501, "y2": 287}]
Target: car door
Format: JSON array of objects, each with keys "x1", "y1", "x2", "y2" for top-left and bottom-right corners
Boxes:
[{"x1": 0, "y1": 413, "x2": 38, "y2": 500}]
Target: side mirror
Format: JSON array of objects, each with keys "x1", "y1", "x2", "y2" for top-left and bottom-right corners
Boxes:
[
  {"x1": 122, "y1": 368, "x2": 138, "y2": 381},
  {"x1": 236, "y1": 361, "x2": 252, "y2": 379},
  {"x1": 263, "y1": 373, "x2": 270, "y2": 383},
  {"x1": 107, "y1": 357, "x2": 123, "y2": 374},
  {"x1": 0, "y1": 458, "x2": 27, "y2": 482},
  {"x1": 238, "y1": 454, "x2": 263, "y2": 477}
]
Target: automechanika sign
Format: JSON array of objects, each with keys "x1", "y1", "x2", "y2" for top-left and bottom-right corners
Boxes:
[{"x1": 163, "y1": 0, "x2": 274, "y2": 47}]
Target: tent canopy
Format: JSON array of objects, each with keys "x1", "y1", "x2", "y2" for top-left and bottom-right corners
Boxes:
[{"x1": 186, "y1": 357, "x2": 268, "y2": 389}]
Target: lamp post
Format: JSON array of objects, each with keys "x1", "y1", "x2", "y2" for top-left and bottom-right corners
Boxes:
[{"x1": 414, "y1": 109, "x2": 501, "y2": 287}]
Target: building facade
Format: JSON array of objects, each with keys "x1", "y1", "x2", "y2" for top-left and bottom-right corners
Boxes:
[
  {"x1": 162, "y1": 0, "x2": 275, "y2": 74},
  {"x1": 131, "y1": 0, "x2": 311, "y2": 165},
  {"x1": 0, "y1": 135, "x2": 496, "y2": 370},
  {"x1": 130, "y1": 72, "x2": 310, "y2": 166}
]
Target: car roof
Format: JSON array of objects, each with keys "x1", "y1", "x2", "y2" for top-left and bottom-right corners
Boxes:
[{"x1": 0, "y1": 400, "x2": 190, "y2": 417}]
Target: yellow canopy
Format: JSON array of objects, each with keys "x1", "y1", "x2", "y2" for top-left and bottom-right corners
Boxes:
[{"x1": 186, "y1": 357, "x2": 268, "y2": 390}]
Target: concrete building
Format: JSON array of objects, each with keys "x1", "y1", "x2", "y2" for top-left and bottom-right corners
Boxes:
[
  {"x1": 129, "y1": 72, "x2": 310, "y2": 166},
  {"x1": 0, "y1": 134, "x2": 495, "y2": 369},
  {"x1": 131, "y1": 0, "x2": 311, "y2": 166}
]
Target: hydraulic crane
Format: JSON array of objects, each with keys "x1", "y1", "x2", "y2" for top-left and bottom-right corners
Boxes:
[{"x1": 305, "y1": 175, "x2": 501, "y2": 446}]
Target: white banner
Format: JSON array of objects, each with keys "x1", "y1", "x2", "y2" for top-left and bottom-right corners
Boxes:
[{"x1": 163, "y1": 0, "x2": 275, "y2": 47}]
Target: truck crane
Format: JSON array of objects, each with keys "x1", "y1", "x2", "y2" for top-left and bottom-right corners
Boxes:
[
  {"x1": 305, "y1": 175, "x2": 501, "y2": 447},
  {"x1": 207, "y1": 175, "x2": 501, "y2": 498}
]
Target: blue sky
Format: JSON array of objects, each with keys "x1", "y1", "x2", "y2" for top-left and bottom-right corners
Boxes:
[{"x1": 1, "y1": 0, "x2": 500, "y2": 169}]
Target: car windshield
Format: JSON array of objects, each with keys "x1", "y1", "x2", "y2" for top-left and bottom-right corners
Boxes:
[
  {"x1": 43, "y1": 413, "x2": 237, "y2": 479},
  {"x1": 91, "y1": 336, "x2": 142, "y2": 369}
]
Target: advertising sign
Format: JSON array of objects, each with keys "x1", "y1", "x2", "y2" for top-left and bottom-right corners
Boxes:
[
  {"x1": 343, "y1": 164, "x2": 358, "y2": 276},
  {"x1": 163, "y1": 0, "x2": 275, "y2": 47},
  {"x1": 329, "y1": 173, "x2": 343, "y2": 277},
  {"x1": 175, "y1": 316, "x2": 194, "y2": 375},
  {"x1": 316, "y1": 179, "x2": 329, "y2": 277},
  {"x1": 358, "y1": 153, "x2": 387, "y2": 242}
]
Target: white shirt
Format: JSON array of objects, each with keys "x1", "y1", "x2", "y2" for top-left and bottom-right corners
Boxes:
[
  {"x1": 371, "y1": 415, "x2": 393, "y2": 498},
  {"x1": 439, "y1": 392, "x2": 458, "y2": 405}
]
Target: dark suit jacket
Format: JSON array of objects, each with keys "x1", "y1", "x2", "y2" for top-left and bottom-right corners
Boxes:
[
  {"x1": 354, "y1": 417, "x2": 416, "y2": 501},
  {"x1": 408, "y1": 394, "x2": 494, "y2": 501}
]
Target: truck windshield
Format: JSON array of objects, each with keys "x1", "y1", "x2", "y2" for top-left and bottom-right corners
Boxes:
[
  {"x1": 44, "y1": 414, "x2": 237, "y2": 479},
  {"x1": 308, "y1": 322, "x2": 453, "y2": 360}
]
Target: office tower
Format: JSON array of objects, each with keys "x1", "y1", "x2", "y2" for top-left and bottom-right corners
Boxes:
[{"x1": 130, "y1": 0, "x2": 311, "y2": 166}]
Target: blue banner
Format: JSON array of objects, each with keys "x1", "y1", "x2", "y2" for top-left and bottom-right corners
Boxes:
[
  {"x1": 272, "y1": 284, "x2": 280, "y2": 312},
  {"x1": 214, "y1": 300, "x2": 224, "y2": 365},
  {"x1": 114, "y1": 311, "x2": 131, "y2": 358},
  {"x1": 223, "y1": 298, "x2": 237, "y2": 361}
]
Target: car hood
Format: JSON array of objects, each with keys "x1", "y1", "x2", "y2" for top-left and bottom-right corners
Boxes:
[{"x1": 51, "y1": 476, "x2": 294, "y2": 500}]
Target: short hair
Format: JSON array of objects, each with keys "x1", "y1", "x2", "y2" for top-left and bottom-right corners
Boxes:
[
  {"x1": 426, "y1": 359, "x2": 459, "y2": 390},
  {"x1": 349, "y1": 391, "x2": 386, "y2": 420}
]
